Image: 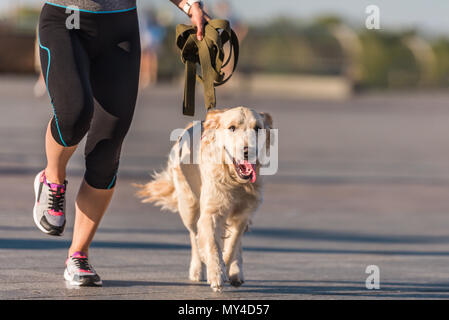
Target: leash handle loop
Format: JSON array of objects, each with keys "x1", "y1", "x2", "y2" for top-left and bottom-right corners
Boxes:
[{"x1": 176, "y1": 19, "x2": 239, "y2": 116}]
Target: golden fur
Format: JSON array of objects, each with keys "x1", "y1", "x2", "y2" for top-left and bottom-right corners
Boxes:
[{"x1": 136, "y1": 106, "x2": 273, "y2": 292}]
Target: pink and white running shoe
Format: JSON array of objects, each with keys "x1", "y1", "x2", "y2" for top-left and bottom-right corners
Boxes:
[
  {"x1": 64, "y1": 251, "x2": 102, "y2": 286},
  {"x1": 33, "y1": 170, "x2": 67, "y2": 236}
]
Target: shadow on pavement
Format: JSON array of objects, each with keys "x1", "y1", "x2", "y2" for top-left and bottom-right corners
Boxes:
[
  {"x1": 2, "y1": 238, "x2": 449, "y2": 257},
  {"x1": 249, "y1": 228, "x2": 449, "y2": 244},
  {"x1": 0, "y1": 238, "x2": 189, "y2": 250},
  {"x1": 236, "y1": 280, "x2": 449, "y2": 299},
  {"x1": 103, "y1": 280, "x2": 207, "y2": 288},
  {"x1": 3, "y1": 225, "x2": 449, "y2": 245}
]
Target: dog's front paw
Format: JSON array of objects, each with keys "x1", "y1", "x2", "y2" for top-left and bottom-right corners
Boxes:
[
  {"x1": 207, "y1": 265, "x2": 228, "y2": 292},
  {"x1": 228, "y1": 261, "x2": 245, "y2": 287},
  {"x1": 229, "y1": 274, "x2": 245, "y2": 287}
]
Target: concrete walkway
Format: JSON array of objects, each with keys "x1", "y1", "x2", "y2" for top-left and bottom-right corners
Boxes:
[{"x1": 2, "y1": 76, "x2": 449, "y2": 299}]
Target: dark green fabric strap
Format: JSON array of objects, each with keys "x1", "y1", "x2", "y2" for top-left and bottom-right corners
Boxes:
[{"x1": 176, "y1": 19, "x2": 239, "y2": 116}]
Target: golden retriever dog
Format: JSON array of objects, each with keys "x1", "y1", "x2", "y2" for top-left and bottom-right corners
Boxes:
[{"x1": 136, "y1": 106, "x2": 273, "y2": 292}]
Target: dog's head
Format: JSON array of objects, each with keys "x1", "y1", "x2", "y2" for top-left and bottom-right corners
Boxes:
[{"x1": 202, "y1": 106, "x2": 273, "y2": 185}]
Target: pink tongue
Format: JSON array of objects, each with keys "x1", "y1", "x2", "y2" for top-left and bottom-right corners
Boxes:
[{"x1": 239, "y1": 160, "x2": 257, "y2": 183}]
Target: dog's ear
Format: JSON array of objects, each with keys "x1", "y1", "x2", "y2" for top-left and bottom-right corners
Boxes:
[
  {"x1": 202, "y1": 109, "x2": 225, "y2": 145},
  {"x1": 204, "y1": 109, "x2": 224, "y2": 130},
  {"x1": 259, "y1": 112, "x2": 273, "y2": 129}
]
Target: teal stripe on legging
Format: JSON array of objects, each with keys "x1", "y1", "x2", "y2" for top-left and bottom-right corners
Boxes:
[
  {"x1": 107, "y1": 175, "x2": 117, "y2": 189},
  {"x1": 45, "y1": 2, "x2": 137, "y2": 14},
  {"x1": 38, "y1": 33, "x2": 68, "y2": 147}
]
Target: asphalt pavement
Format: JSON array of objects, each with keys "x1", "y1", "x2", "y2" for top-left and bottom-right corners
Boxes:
[{"x1": 2, "y1": 76, "x2": 449, "y2": 299}]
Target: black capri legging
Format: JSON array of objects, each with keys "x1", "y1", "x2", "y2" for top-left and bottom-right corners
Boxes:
[{"x1": 38, "y1": 3, "x2": 141, "y2": 189}]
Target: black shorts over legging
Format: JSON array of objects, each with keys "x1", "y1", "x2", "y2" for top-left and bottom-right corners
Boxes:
[{"x1": 38, "y1": 3, "x2": 140, "y2": 189}]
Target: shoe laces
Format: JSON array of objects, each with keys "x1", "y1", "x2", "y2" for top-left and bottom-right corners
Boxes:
[
  {"x1": 71, "y1": 254, "x2": 92, "y2": 272},
  {"x1": 48, "y1": 185, "x2": 65, "y2": 213}
]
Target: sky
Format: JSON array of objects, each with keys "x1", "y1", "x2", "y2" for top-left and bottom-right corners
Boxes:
[{"x1": 2, "y1": 0, "x2": 449, "y2": 36}]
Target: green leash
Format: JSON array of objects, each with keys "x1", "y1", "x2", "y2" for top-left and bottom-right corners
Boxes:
[{"x1": 176, "y1": 19, "x2": 239, "y2": 116}]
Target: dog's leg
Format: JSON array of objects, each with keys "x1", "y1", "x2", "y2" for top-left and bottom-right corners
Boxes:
[
  {"x1": 197, "y1": 213, "x2": 227, "y2": 292},
  {"x1": 188, "y1": 231, "x2": 205, "y2": 281},
  {"x1": 223, "y1": 218, "x2": 248, "y2": 287},
  {"x1": 178, "y1": 206, "x2": 204, "y2": 281},
  {"x1": 228, "y1": 240, "x2": 244, "y2": 287},
  {"x1": 172, "y1": 166, "x2": 205, "y2": 282}
]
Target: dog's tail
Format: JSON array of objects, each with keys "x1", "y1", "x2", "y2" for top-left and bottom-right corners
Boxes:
[{"x1": 134, "y1": 167, "x2": 178, "y2": 213}]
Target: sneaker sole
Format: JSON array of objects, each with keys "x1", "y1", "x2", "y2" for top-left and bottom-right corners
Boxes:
[
  {"x1": 64, "y1": 268, "x2": 103, "y2": 287},
  {"x1": 33, "y1": 171, "x2": 64, "y2": 236}
]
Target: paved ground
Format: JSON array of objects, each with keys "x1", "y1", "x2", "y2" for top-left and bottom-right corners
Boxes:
[{"x1": 2, "y1": 76, "x2": 449, "y2": 299}]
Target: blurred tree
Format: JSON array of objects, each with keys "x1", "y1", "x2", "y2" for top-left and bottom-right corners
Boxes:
[
  {"x1": 14, "y1": 7, "x2": 40, "y2": 31},
  {"x1": 314, "y1": 15, "x2": 343, "y2": 27},
  {"x1": 433, "y1": 38, "x2": 449, "y2": 86},
  {"x1": 2, "y1": 8, "x2": 449, "y2": 91},
  {"x1": 358, "y1": 30, "x2": 419, "y2": 88}
]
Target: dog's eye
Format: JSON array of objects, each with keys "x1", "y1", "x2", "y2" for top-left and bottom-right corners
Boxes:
[{"x1": 229, "y1": 125, "x2": 236, "y2": 132}]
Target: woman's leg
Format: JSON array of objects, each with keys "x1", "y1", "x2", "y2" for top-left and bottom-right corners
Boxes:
[
  {"x1": 69, "y1": 180, "x2": 114, "y2": 256},
  {"x1": 44, "y1": 119, "x2": 77, "y2": 184},
  {"x1": 35, "y1": 4, "x2": 94, "y2": 236},
  {"x1": 43, "y1": 122, "x2": 113, "y2": 252},
  {"x1": 66, "y1": 8, "x2": 141, "y2": 256}
]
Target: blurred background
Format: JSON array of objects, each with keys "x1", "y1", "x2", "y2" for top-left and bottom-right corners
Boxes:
[
  {"x1": 2, "y1": 0, "x2": 449, "y2": 96},
  {"x1": 3, "y1": 1, "x2": 449, "y2": 299}
]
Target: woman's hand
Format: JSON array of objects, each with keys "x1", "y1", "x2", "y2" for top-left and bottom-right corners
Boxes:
[
  {"x1": 189, "y1": 3, "x2": 211, "y2": 41},
  {"x1": 170, "y1": 1, "x2": 211, "y2": 41}
]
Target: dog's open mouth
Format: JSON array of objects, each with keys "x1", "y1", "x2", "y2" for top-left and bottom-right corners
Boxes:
[{"x1": 233, "y1": 159, "x2": 257, "y2": 183}]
